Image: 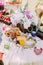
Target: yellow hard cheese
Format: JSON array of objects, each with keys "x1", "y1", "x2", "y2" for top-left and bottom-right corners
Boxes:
[
  {"x1": 16, "y1": 35, "x2": 27, "y2": 46},
  {"x1": 19, "y1": 40, "x2": 25, "y2": 46}
]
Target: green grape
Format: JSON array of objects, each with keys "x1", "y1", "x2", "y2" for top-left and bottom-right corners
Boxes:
[
  {"x1": 10, "y1": 9, "x2": 15, "y2": 14},
  {"x1": 4, "y1": 44, "x2": 10, "y2": 50},
  {"x1": 13, "y1": 0, "x2": 16, "y2": 2}
]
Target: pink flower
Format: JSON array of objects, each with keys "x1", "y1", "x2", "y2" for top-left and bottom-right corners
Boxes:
[
  {"x1": 25, "y1": 11, "x2": 30, "y2": 19},
  {"x1": 2, "y1": 27, "x2": 6, "y2": 31}
]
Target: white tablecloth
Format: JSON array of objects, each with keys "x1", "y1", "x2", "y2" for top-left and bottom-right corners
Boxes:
[
  {"x1": 0, "y1": 23, "x2": 43, "y2": 65},
  {"x1": 0, "y1": 36, "x2": 43, "y2": 65}
]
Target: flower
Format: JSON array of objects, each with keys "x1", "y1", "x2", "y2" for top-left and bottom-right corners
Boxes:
[{"x1": 25, "y1": 11, "x2": 30, "y2": 19}]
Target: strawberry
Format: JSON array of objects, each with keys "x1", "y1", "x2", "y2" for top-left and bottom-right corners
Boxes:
[{"x1": 5, "y1": 17, "x2": 10, "y2": 21}]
